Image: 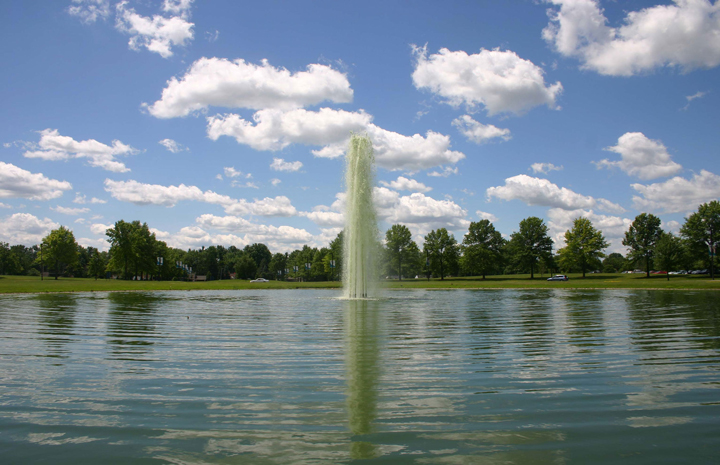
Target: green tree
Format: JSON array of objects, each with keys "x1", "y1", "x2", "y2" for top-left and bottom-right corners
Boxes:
[
  {"x1": 40, "y1": 226, "x2": 79, "y2": 279},
  {"x1": 461, "y1": 220, "x2": 505, "y2": 279},
  {"x1": 269, "y1": 253, "x2": 288, "y2": 280},
  {"x1": 622, "y1": 213, "x2": 663, "y2": 278},
  {"x1": 234, "y1": 254, "x2": 257, "y2": 279},
  {"x1": 327, "y1": 231, "x2": 343, "y2": 280},
  {"x1": 680, "y1": 200, "x2": 720, "y2": 280},
  {"x1": 508, "y1": 217, "x2": 553, "y2": 279},
  {"x1": 385, "y1": 224, "x2": 416, "y2": 280},
  {"x1": 602, "y1": 252, "x2": 626, "y2": 273},
  {"x1": 424, "y1": 228, "x2": 459, "y2": 280},
  {"x1": 655, "y1": 232, "x2": 683, "y2": 281},
  {"x1": 556, "y1": 217, "x2": 609, "y2": 278},
  {"x1": 88, "y1": 250, "x2": 106, "y2": 280},
  {"x1": 106, "y1": 220, "x2": 134, "y2": 279}
]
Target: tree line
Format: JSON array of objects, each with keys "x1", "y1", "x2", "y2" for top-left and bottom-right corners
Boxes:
[{"x1": 1, "y1": 201, "x2": 717, "y2": 281}]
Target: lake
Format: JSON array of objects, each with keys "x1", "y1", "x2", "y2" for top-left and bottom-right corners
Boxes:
[{"x1": 0, "y1": 289, "x2": 719, "y2": 464}]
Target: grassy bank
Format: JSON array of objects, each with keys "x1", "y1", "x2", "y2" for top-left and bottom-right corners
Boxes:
[{"x1": 1, "y1": 273, "x2": 719, "y2": 294}]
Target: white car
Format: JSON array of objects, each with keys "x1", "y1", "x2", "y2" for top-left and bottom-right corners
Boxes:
[
  {"x1": 547, "y1": 275, "x2": 569, "y2": 281},
  {"x1": 249, "y1": 278, "x2": 269, "y2": 283}
]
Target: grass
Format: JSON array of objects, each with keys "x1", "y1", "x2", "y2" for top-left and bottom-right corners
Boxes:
[{"x1": 0, "y1": 272, "x2": 718, "y2": 294}]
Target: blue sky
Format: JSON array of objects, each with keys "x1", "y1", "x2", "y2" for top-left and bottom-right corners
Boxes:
[{"x1": 1, "y1": 0, "x2": 719, "y2": 254}]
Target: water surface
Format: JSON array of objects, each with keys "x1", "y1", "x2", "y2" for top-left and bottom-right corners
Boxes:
[{"x1": 1, "y1": 289, "x2": 718, "y2": 463}]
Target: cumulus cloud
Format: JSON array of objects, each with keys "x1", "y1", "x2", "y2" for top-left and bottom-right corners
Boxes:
[
  {"x1": 270, "y1": 158, "x2": 303, "y2": 172},
  {"x1": 379, "y1": 176, "x2": 432, "y2": 193},
  {"x1": 543, "y1": 0, "x2": 720, "y2": 76},
  {"x1": 428, "y1": 166, "x2": 459, "y2": 177},
  {"x1": 412, "y1": 45, "x2": 562, "y2": 116},
  {"x1": 631, "y1": 169, "x2": 720, "y2": 213},
  {"x1": 0, "y1": 162, "x2": 72, "y2": 200},
  {"x1": 0, "y1": 213, "x2": 59, "y2": 246},
  {"x1": 207, "y1": 108, "x2": 465, "y2": 171},
  {"x1": 270, "y1": 178, "x2": 281, "y2": 186},
  {"x1": 52, "y1": 206, "x2": 90, "y2": 215},
  {"x1": 476, "y1": 210, "x2": 499, "y2": 223},
  {"x1": 487, "y1": 174, "x2": 625, "y2": 212},
  {"x1": 530, "y1": 162, "x2": 563, "y2": 174},
  {"x1": 207, "y1": 108, "x2": 370, "y2": 151},
  {"x1": 68, "y1": 0, "x2": 111, "y2": 23},
  {"x1": 115, "y1": 1, "x2": 194, "y2": 58},
  {"x1": 596, "y1": 132, "x2": 682, "y2": 180},
  {"x1": 223, "y1": 167, "x2": 250, "y2": 178},
  {"x1": 73, "y1": 193, "x2": 106, "y2": 204},
  {"x1": 547, "y1": 208, "x2": 632, "y2": 253},
  {"x1": 159, "y1": 138, "x2": 187, "y2": 153},
  {"x1": 159, "y1": 215, "x2": 317, "y2": 252},
  {"x1": 162, "y1": 0, "x2": 193, "y2": 17},
  {"x1": 146, "y1": 57, "x2": 353, "y2": 118},
  {"x1": 103, "y1": 178, "x2": 297, "y2": 216},
  {"x1": 90, "y1": 223, "x2": 113, "y2": 235},
  {"x1": 452, "y1": 115, "x2": 511, "y2": 144},
  {"x1": 23, "y1": 129, "x2": 136, "y2": 172}
]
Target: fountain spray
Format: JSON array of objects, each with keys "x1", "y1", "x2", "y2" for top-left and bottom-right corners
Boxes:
[{"x1": 343, "y1": 134, "x2": 378, "y2": 299}]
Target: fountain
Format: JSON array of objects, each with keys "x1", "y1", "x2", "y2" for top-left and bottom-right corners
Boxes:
[{"x1": 343, "y1": 133, "x2": 378, "y2": 299}]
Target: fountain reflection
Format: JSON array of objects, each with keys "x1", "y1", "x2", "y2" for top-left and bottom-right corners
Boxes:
[{"x1": 343, "y1": 298, "x2": 381, "y2": 459}]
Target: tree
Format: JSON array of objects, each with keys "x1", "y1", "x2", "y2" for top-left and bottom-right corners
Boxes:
[
  {"x1": 508, "y1": 217, "x2": 553, "y2": 279},
  {"x1": 655, "y1": 233, "x2": 683, "y2": 281},
  {"x1": 557, "y1": 217, "x2": 609, "y2": 278},
  {"x1": 424, "y1": 228, "x2": 459, "y2": 280},
  {"x1": 106, "y1": 220, "x2": 134, "y2": 279},
  {"x1": 244, "y1": 243, "x2": 272, "y2": 276},
  {"x1": 623, "y1": 213, "x2": 662, "y2": 278},
  {"x1": 461, "y1": 220, "x2": 505, "y2": 279},
  {"x1": 88, "y1": 250, "x2": 106, "y2": 280},
  {"x1": 234, "y1": 254, "x2": 257, "y2": 279},
  {"x1": 269, "y1": 253, "x2": 287, "y2": 280},
  {"x1": 384, "y1": 224, "x2": 416, "y2": 280},
  {"x1": 40, "y1": 226, "x2": 78, "y2": 279},
  {"x1": 680, "y1": 200, "x2": 720, "y2": 280},
  {"x1": 602, "y1": 253, "x2": 626, "y2": 273}
]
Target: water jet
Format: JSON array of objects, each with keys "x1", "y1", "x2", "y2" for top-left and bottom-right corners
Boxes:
[{"x1": 343, "y1": 134, "x2": 378, "y2": 299}]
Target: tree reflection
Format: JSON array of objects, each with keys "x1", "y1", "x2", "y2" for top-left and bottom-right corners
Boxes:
[
  {"x1": 36, "y1": 293, "x2": 78, "y2": 361},
  {"x1": 343, "y1": 299, "x2": 380, "y2": 459},
  {"x1": 107, "y1": 292, "x2": 161, "y2": 360}
]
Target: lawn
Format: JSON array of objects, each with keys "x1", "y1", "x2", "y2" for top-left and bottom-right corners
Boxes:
[{"x1": 1, "y1": 273, "x2": 718, "y2": 294}]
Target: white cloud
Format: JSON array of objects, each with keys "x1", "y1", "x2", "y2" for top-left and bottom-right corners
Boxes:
[
  {"x1": 487, "y1": 174, "x2": 625, "y2": 212},
  {"x1": 162, "y1": 0, "x2": 193, "y2": 17},
  {"x1": 230, "y1": 181, "x2": 259, "y2": 189},
  {"x1": 543, "y1": 0, "x2": 720, "y2": 76},
  {"x1": 207, "y1": 108, "x2": 465, "y2": 171},
  {"x1": 411, "y1": 45, "x2": 562, "y2": 116},
  {"x1": 631, "y1": 169, "x2": 720, "y2": 213},
  {"x1": 0, "y1": 213, "x2": 59, "y2": 246},
  {"x1": 367, "y1": 125, "x2": 465, "y2": 171},
  {"x1": 476, "y1": 210, "x2": 499, "y2": 223},
  {"x1": 270, "y1": 158, "x2": 303, "y2": 172},
  {"x1": 68, "y1": 0, "x2": 111, "y2": 23},
  {"x1": 90, "y1": 223, "x2": 113, "y2": 235},
  {"x1": 73, "y1": 193, "x2": 107, "y2": 204},
  {"x1": 596, "y1": 132, "x2": 682, "y2": 180},
  {"x1": 301, "y1": 210, "x2": 346, "y2": 228},
  {"x1": 379, "y1": 176, "x2": 432, "y2": 193},
  {"x1": 0, "y1": 162, "x2": 72, "y2": 200},
  {"x1": 452, "y1": 115, "x2": 511, "y2": 144},
  {"x1": 223, "y1": 167, "x2": 250, "y2": 178},
  {"x1": 207, "y1": 108, "x2": 370, "y2": 151},
  {"x1": 530, "y1": 162, "x2": 563, "y2": 174},
  {"x1": 428, "y1": 166, "x2": 459, "y2": 177},
  {"x1": 103, "y1": 178, "x2": 297, "y2": 216},
  {"x1": 146, "y1": 57, "x2": 353, "y2": 118},
  {"x1": 23, "y1": 129, "x2": 136, "y2": 172},
  {"x1": 159, "y1": 138, "x2": 187, "y2": 153},
  {"x1": 115, "y1": 1, "x2": 194, "y2": 59},
  {"x1": 547, "y1": 208, "x2": 632, "y2": 253},
  {"x1": 682, "y1": 90, "x2": 709, "y2": 110},
  {"x1": 0, "y1": 203, "x2": 11, "y2": 209},
  {"x1": 270, "y1": 178, "x2": 281, "y2": 186},
  {"x1": 51, "y1": 206, "x2": 90, "y2": 215}
]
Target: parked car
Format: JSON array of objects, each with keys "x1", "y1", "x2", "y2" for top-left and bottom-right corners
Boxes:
[
  {"x1": 547, "y1": 275, "x2": 569, "y2": 281},
  {"x1": 250, "y1": 278, "x2": 269, "y2": 283}
]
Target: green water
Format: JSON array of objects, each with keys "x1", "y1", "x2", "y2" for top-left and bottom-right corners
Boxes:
[{"x1": 0, "y1": 289, "x2": 718, "y2": 463}]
